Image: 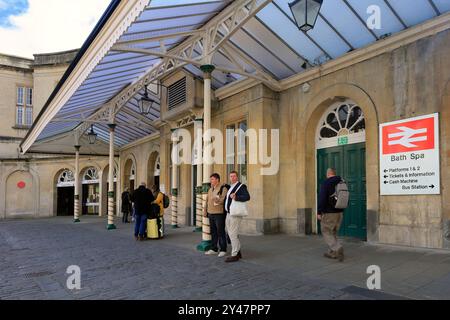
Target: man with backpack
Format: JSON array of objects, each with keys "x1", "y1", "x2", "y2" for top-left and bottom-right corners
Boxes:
[{"x1": 318, "y1": 168, "x2": 348, "y2": 262}]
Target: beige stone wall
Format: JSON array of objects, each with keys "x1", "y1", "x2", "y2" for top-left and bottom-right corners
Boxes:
[
  {"x1": 33, "y1": 64, "x2": 68, "y2": 114},
  {"x1": 275, "y1": 28, "x2": 450, "y2": 249},
  {"x1": 0, "y1": 156, "x2": 110, "y2": 219}
]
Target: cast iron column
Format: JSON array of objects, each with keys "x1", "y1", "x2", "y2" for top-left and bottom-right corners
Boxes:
[
  {"x1": 197, "y1": 64, "x2": 215, "y2": 252},
  {"x1": 107, "y1": 124, "x2": 117, "y2": 230},
  {"x1": 74, "y1": 145, "x2": 81, "y2": 223}
]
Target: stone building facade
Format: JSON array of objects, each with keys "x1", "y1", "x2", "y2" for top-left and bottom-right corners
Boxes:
[
  {"x1": 4, "y1": 2, "x2": 450, "y2": 252},
  {"x1": 0, "y1": 51, "x2": 111, "y2": 219}
]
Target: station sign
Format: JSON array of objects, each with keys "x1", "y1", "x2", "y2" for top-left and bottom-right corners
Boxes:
[{"x1": 380, "y1": 113, "x2": 440, "y2": 195}]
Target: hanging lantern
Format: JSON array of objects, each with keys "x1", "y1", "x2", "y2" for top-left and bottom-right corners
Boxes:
[
  {"x1": 87, "y1": 125, "x2": 97, "y2": 145},
  {"x1": 289, "y1": 0, "x2": 323, "y2": 32},
  {"x1": 139, "y1": 85, "x2": 155, "y2": 115}
]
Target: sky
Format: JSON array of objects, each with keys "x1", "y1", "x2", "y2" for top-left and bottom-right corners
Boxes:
[{"x1": 0, "y1": 0, "x2": 112, "y2": 58}]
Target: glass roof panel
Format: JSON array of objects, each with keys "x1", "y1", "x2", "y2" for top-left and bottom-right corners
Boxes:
[
  {"x1": 230, "y1": 29, "x2": 295, "y2": 79},
  {"x1": 304, "y1": 15, "x2": 351, "y2": 59},
  {"x1": 139, "y1": 1, "x2": 226, "y2": 21},
  {"x1": 386, "y1": 0, "x2": 437, "y2": 26},
  {"x1": 433, "y1": 0, "x2": 450, "y2": 12},
  {"x1": 347, "y1": 0, "x2": 405, "y2": 36},
  {"x1": 318, "y1": 0, "x2": 375, "y2": 48},
  {"x1": 256, "y1": 2, "x2": 324, "y2": 63},
  {"x1": 148, "y1": 0, "x2": 228, "y2": 8},
  {"x1": 90, "y1": 61, "x2": 155, "y2": 78},
  {"x1": 126, "y1": 14, "x2": 212, "y2": 34},
  {"x1": 243, "y1": 18, "x2": 306, "y2": 73}
]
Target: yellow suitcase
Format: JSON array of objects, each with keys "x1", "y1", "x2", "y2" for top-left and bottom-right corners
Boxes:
[{"x1": 147, "y1": 218, "x2": 162, "y2": 239}]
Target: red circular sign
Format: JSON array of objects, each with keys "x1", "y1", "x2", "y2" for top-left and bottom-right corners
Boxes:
[{"x1": 17, "y1": 181, "x2": 26, "y2": 189}]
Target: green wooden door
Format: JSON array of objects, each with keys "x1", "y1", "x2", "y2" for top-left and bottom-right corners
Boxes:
[{"x1": 317, "y1": 143, "x2": 367, "y2": 240}]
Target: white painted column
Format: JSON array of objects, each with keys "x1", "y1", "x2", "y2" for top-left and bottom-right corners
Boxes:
[
  {"x1": 194, "y1": 118, "x2": 203, "y2": 232},
  {"x1": 171, "y1": 128, "x2": 179, "y2": 229},
  {"x1": 197, "y1": 65, "x2": 215, "y2": 252},
  {"x1": 107, "y1": 124, "x2": 117, "y2": 230},
  {"x1": 74, "y1": 145, "x2": 81, "y2": 223}
]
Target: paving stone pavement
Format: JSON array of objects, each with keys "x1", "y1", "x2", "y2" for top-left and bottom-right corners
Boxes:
[{"x1": 0, "y1": 216, "x2": 449, "y2": 300}]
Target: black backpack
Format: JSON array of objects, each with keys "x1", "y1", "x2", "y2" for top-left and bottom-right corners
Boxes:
[{"x1": 163, "y1": 193, "x2": 170, "y2": 209}]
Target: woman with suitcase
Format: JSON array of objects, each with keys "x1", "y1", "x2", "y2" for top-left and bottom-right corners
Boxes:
[{"x1": 147, "y1": 185, "x2": 164, "y2": 239}]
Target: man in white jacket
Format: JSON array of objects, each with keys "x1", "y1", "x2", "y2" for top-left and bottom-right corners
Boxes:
[{"x1": 224, "y1": 171, "x2": 250, "y2": 263}]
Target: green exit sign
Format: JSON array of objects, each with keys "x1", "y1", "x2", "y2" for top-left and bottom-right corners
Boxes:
[{"x1": 338, "y1": 136, "x2": 349, "y2": 145}]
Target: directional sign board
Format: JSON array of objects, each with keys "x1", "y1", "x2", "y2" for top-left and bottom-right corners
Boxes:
[{"x1": 380, "y1": 113, "x2": 440, "y2": 195}]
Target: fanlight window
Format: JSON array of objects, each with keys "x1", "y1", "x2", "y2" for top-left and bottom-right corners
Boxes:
[
  {"x1": 317, "y1": 101, "x2": 365, "y2": 149},
  {"x1": 57, "y1": 170, "x2": 75, "y2": 187},
  {"x1": 83, "y1": 167, "x2": 99, "y2": 184}
]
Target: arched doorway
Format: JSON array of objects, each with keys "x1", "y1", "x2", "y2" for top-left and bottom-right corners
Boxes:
[
  {"x1": 82, "y1": 167, "x2": 100, "y2": 215},
  {"x1": 316, "y1": 100, "x2": 367, "y2": 239},
  {"x1": 147, "y1": 152, "x2": 160, "y2": 188},
  {"x1": 56, "y1": 169, "x2": 75, "y2": 216},
  {"x1": 124, "y1": 159, "x2": 136, "y2": 192}
]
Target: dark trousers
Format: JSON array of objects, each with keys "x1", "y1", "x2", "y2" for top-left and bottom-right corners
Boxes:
[
  {"x1": 134, "y1": 213, "x2": 148, "y2": 237},
  {"x1": 122, "y1": 211, "x2": 129, "y2": 223},
  {"x1": 209, "y1": 214, "x2": 227, "y2": 252}
]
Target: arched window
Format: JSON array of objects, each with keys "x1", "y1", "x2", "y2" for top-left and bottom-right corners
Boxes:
[
  {"x1": 83, "y1": 167, "x2": 99, "y2": 184},
  {"x1": 57, "y1": 170, "x2": 75, "y2": 188},
  {"x1": 316, "y1": 101, "x2": 365, "y2": 149}
]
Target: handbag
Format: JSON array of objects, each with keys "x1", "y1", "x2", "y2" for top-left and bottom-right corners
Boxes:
[{"x1": 229, "y1": 184, "x2": 249, "y2": 217}]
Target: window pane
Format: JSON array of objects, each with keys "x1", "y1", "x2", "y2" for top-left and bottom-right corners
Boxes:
[
  {"x1": 25, "y1": 107, "x2": 33, "y2": 126},
  {"x1": 237, "y1": 121, "x2": 247, "y2": 184},
  {"x1": 17, "y1": 87, "x2": 24, "y2": 105},
  {"x1": 226, "y1": 125, "x2": 235, "y2": 178},
  {"x1": 16, "y1": 106, "x2": 23, "y2": 125},
  {"x1": 26, "y1": 88, "x2": 33, "y2": 106}
]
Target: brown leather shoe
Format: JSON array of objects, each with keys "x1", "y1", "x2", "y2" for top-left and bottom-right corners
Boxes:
[
  {"x1": 225, "y1": 255, "x2": 240, "y2": 263},
  {"x1": 324, "y1": 252, "x2": 337, "y2": 259}
]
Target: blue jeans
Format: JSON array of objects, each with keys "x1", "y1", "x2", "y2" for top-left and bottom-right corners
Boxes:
[{"x1": 134, "y1": 214, "x2": 148, "y2": 237}]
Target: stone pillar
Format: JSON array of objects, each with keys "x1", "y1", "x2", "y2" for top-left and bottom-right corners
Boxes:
[
  {"x1": 171, "y1": 128, "x2": 179, "y2": 229},
  {"x1": 194, "y1": 118, "x2": 203, "y2": 232},
  {"x1": 74, "y1": 145, "x2": 81, "y2": 223},
  {"x1": 197, "y1": 65, "x2": 215, "y2": 252},
  {"x1": 107, "y1": 124, "x2": 117, "y2": 230}
]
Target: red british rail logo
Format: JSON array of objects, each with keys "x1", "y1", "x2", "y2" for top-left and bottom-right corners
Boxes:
[{"x1": 382, "y1": 117, "x2": 435, "y2": 155}]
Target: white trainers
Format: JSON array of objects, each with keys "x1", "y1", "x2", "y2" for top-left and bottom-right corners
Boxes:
[
  {"x1": 205, "y1": 250, "x2": 218, "y2": 255},
  {"x1": 218, "y1": 252, "x2": 227, "y2": 258}
]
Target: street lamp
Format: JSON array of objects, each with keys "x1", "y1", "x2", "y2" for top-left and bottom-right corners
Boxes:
[
  {"x1": 87, "y1": 125, "x2": 97, "y2": 145},
  {"x1": 138, "y1": 85, "x2": 156, "y2": 116},
  {"x1": 289, "y1": 0, "x2": 323, "y2": 32}
]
